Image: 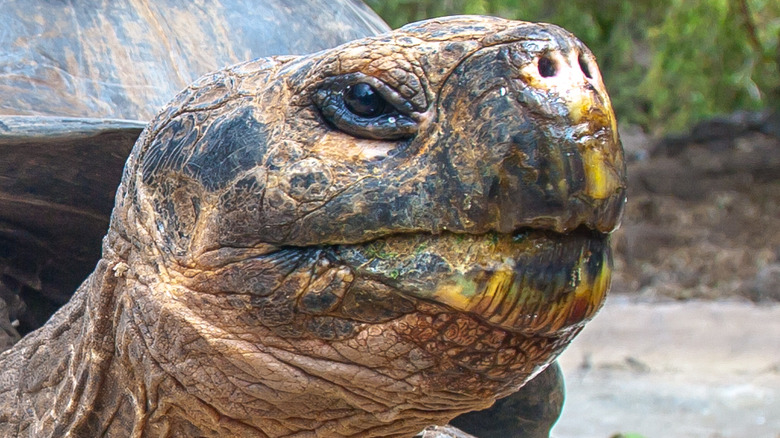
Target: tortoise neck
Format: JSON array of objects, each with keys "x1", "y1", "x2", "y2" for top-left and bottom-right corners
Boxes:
[
  {"x1": 2, "y1": 225, "x2": 473, "y2": 437},
  {"x1": 0, "y1": 252, "x2": 138, "y2": 436}
]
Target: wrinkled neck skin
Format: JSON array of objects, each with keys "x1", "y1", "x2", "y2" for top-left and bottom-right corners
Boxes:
[
  {"x1": 0, "y1": 243, "x2": 396, "y2": 438},
  {"x1": 0, "y1": 233, "x2": 128, "y2": 437},
  {"x1": 0, "y1": 210, "x2": 571, "y2": 438},
  {"x1": 0, "y1": 226, "x2": 524, "y2": 438}
]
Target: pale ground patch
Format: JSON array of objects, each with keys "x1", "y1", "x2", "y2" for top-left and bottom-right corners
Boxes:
[{"x1": 551, "y1": 297, "x2": 780, "y2": 438}]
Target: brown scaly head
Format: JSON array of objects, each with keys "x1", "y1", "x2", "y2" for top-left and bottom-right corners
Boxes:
[{"x1": 107, "y1": 15, "x2": 625, "y2": 437}]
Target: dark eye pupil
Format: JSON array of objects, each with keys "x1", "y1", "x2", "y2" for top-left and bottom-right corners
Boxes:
[{"x1": 343, "y1": 83, "x2": 386, "y2": 117}]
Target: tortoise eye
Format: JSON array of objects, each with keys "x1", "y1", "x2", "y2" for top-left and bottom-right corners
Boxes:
[
  {"x1": 313, "y1": 74, "x2": 419, "y2": 140},
  {"x1": 343, "y1": 83, "x2": 387, "y2": 117}
]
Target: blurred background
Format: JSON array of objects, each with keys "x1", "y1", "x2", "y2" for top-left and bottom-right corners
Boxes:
[{"x1": 366, "y1": 2, "x2": 780, "y2": 438}]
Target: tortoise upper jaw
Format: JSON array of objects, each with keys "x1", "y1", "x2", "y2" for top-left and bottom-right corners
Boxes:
[
  {"x1": 467, "y1": 120, "x2": 626, "y2": 237},
  {"x1": 426, "y1": 29, "x2": 626, "y2": 239},
  {"x1": 496, "y1": 55, "x2": 626, "y2": 235}
]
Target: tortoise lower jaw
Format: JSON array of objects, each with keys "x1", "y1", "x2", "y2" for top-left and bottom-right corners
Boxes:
[
  {"x1": 329, "y1": 228, "x2": 612, "y2": 336},
  {"x1": 428, "y1": 230, "x2": 611, "y2": 335}
]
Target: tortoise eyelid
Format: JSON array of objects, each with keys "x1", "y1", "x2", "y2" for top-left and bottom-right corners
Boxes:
[{"x1": 312, "y1": 74, "x2": 420, "y2": 140}]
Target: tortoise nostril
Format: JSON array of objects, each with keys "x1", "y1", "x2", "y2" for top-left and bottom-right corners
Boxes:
[
  {"x1": 538, "y1": 55, "x2": 557, "y2": 78},
  {"x1": 578, "y1": 54, "x2": 593, "y2": 79}
]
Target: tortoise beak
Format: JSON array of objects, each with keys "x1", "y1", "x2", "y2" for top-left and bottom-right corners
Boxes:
[{"x1": 427, "y1": 26, "x2": 626, "y2": 237}]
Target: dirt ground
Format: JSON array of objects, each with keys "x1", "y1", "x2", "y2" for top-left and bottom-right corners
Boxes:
[
  {"x1": 552, "y1": 298, "x2": 780, "y2": 438},
  {"x1": 551, "y1": 113, "x2": 780, "y2": 438}
]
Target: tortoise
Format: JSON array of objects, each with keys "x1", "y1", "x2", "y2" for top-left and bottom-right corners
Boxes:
[{"x1": 0, "y1": 4, "x2": 626, "y2": 438}]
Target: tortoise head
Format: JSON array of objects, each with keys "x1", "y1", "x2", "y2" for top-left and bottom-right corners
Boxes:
[{"x1": 112, "y1": 16, "x2": 625, "y2": 434}]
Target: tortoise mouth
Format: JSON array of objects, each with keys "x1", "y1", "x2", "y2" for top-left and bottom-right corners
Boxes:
[{"x1": 327, "y1": 228, "x2": 611, "y2": 336}]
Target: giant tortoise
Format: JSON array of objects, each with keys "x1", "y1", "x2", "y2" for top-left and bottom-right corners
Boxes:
[{"x1": 0, "y1": 3, "x2": 626, "y2": 437}]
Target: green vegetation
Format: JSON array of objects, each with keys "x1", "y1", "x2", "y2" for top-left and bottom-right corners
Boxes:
[
  {"x1": 366, "y1": 0, "x2": 779, "y2": 133},
  {"x1": 363, "y1": 241, "x2": 398, "y2": 260}
]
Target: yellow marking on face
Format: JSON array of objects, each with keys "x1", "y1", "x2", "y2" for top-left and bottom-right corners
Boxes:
[
  {"x1": 586, "y1": 251, "x2": 612, "y2": 308},
  {"x1": 567, "y1": 97, "x2": 589, "y2": 125},
  {"x1": 432, "y1": 277, "x2": 477, "y2": 311},
  {"x1": 568, "y1": 249, "x2": 611, "y2": 319},
  {"x1": 433, "y1": 268, "x2": 515, "y2": 314},
  {"x1": 480, "y1": 269, "x2": 515, "y2": 315},
  {"x1": 583, "y1": 147, "x2": 620, "y2": 200}
]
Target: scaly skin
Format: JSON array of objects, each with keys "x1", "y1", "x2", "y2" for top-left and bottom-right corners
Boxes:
[{"x1": 0, "y1": 16, "x2": 625, "y2": 437}]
